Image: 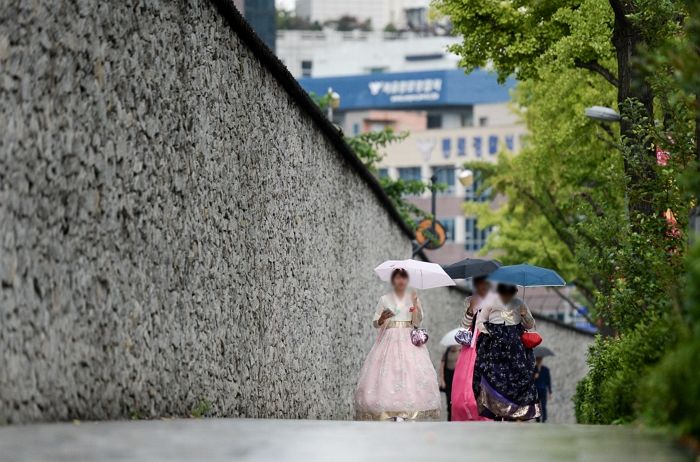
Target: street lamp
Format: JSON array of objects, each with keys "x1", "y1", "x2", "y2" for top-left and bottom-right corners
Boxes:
[
  {"x1": 584, "y1": 106, "x2": 621, "y2": 122},
  {"x1": 412, "y1": 166, "x2": 474, "y2": 256}
]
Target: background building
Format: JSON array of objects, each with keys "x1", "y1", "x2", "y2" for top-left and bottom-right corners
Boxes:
[
  {"x1": 245, "y1": 0, "x2": 276, "y2": 51},
  {"x1": 290, "y1": 27, "x2": 587, "y2": 327},
  {"x1": 295, "y1": 0, "x2": 431, "y2": 31},
  {"x1": 299, "y1": 69, "x2": 523, "y2": 264},
  {"x1": 277, "y1": 29, "x2": 460, "y2": 78}
]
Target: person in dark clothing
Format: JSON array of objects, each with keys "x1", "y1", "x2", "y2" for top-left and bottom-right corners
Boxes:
[
  {"x1": 439, "y1": 345, "x2": 461, "y2": 421},
  {"x1": 534, "y1": 356, "x2": 552, "y2": 423}
]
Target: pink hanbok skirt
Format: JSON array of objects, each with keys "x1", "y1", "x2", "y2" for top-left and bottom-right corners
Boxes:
[
  {"x1": 355, "y1": 325, "x2": 441, "y2": 421},
  {"x1": 451, "y1": 330, "x2": 491, "y2": 421}
]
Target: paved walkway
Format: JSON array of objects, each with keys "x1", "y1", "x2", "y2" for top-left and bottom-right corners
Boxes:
[{"x1": 0, "y1": 418, "x2": 690, "y2": 462}]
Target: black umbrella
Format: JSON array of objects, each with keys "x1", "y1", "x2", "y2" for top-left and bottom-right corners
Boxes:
[
  {"x1": 534, "y1": 346, "x2": 555, "y2": 357},
  {"x1": 442, "y1": 258, "x2": 502, "y2": 280}
]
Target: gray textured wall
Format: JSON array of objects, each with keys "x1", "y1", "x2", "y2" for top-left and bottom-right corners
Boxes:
[
  {"x1": 531, "y1": 317, "x2": 593, "y2": 423},
  {"x1": 0, "y1": 0, "x2": 592, "y2": 425},
  {"x1": 0, "y1": 0, "x2": 418, "y2": 424}
]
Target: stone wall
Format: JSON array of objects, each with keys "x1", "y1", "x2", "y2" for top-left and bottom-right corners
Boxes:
[
  {"x1": 0, "y1": 0, "x2": 593, "y2": 425},
  {"x1": 532, "y1": 316, "x2": 594, "y2": 423},
  {"x1": 0, "y1": 0, "x2": 421, "y2": 424}
]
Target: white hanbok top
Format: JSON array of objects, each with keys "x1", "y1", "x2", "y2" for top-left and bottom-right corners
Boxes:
[
  {"x1": 476, "y1": 296, "x2": 535, "y2": 334},
  {"x1": 373, "y1": 291, "x2": 423, "y2": 327}
]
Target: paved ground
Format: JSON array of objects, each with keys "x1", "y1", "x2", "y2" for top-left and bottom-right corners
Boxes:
[{"x1": 0, "y1": 418, "x2": 691, "y2": 462}]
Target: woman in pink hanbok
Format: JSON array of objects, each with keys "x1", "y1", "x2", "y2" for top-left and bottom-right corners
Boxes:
[
  {"x1": 451, "y1": 276, "x2": 493, "y2": 421},
  {"x1": 354, "y1": 268, "x2": 441, "y2": 421}
]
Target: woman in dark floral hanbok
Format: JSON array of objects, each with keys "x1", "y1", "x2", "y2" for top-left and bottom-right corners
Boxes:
[{"x1": 473, "y1": 284, "x2": 541, "y2": 421}]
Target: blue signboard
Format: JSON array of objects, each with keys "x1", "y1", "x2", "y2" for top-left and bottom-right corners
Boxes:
[{"x1": 298, "y1": 69, "x2": 515, "y2": 111}]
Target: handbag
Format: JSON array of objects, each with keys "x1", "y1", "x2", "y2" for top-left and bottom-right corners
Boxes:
[
  {"x1": 410, "y1": 327, "x2": 429, "y2": 346},
  {"x1": 521, "y1": 331, "x2": 543, "y2": 349},
  {"x1": 455, "y1": 304, "x2": 479, "y2": 347},
  {"x1": 454, "y1": 328, "x2": 473, "y2": 346}
]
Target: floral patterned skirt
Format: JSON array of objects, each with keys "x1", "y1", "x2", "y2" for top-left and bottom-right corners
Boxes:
[
  {"x1": 473, "y1": 323, "x2": 541, "y2": 420},
  {"x1": 354, "y1": 327, "x2": 441, "y2": 421}
]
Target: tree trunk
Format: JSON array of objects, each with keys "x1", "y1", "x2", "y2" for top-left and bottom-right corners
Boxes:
[{"x1": 612, "y1": 7, "x2": 656, "y2": 220}]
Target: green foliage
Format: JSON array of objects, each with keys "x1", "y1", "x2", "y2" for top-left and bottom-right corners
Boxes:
[
  {"x1": 440, "y1": 0, "x2": 700, "y2": 438},
  {"x1": 276, "y1": 9, "x2": 322, "y2": 31},
  {"x1": 190, "y1": 399, "x2": 212, "y2": 418},
  {"x1": 463, "y1": 65, "x2": 621, "y2": 309},
  {"x1": 434, "y1": 0, "x2": 615, "y2": 83},
  {"x1": 576, "y1": 313, "x2": 679, "y2": 424}
]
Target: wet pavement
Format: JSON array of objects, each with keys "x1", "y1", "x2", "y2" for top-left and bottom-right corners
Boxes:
[{"x1": 0, "y1": 418, "x2": 691, "y2": 462}]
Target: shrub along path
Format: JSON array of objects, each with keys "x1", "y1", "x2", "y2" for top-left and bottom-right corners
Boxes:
[{"x1": 0, "y1": 418, "x2": 690, "y2": 461}]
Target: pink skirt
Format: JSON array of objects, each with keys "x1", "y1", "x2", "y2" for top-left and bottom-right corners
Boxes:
[
  {"x1": 451, "y1": 331, "x2": 491, "y2": 421},
  {"x1": 355, "y1": 326, "x2": 441, "y2": 420}
]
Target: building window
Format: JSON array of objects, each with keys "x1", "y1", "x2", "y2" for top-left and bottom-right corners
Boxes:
[
  {"x1": 404, "y1": 53, "x2": 444, "y2": 61},
  {"x1": 478, "y1": 116, "x2": 488, "y2": 127},
  {"x1": 441, "y1": 138, "x2": 451, "y2": 159},
  {"x1": 368, "y1": 121, "x2": 389, "y2": 133},
  {"x1": 378, "y1": 168, "x2": 389, "y2": 179},
  {"x1": 301, "y1": 60, "x2": 313, "y2": 77},
  {"x1": 461, "y1": 109, "x2": 474, "y2": 127},
  {"x1": 427, "y1": 114, "x2": 442, "y2": 129},
  {"x1": 352, "y1": 123, "x2": 360, "y2": 135},
  {"x1": 398, "y1": 167, "x2": 422, "y2": 182},
  {"x1": 465, "y1": 175, "x2": 490, "y2": 202},
  {"x1": 440, "y1": 217, "x2": 456, "y2": 241},
  {"x1": 431, "y1": 166, "x2": 455, "y2": 195},
  {"x1": 465, "y1": 218, "x2": 491, "y2": 251},
  {"x1": 488, "y1": 135, "x2": 499, "y2": 155},
  {"x1": 457, "y1": 137, "x2": 467, "y2": 156},
  {"x1": 367, "y1": 67, "x2": 388, "y2": 74}
]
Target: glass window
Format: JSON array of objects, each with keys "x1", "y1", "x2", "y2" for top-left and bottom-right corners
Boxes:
[
  {"x1": 461, "y1": 109, "x2": 474, "y2": 127},
  {"x1": 441, "y1": 138, "x2": 452, "y2": 159},
  {"x1": 478, "y1": 116, "x2": 488, "y2": 127},
  {"x1": 427, "y1": 114, "x2": 442, "y2": 129},
  {"x1": 464, "y1": 218, "x2": 491, "y2": 251},
  {"x1": 301, "y1": 60, "x2": 313, "y2": 77},
  {"x1": 398, "y1": 167, "x2": 423, "y2": 197},
  {"x1": 377, "y1": 168, "x2": 389, "y2": 179},
  {"x1": 457, "y1": 137, "x2": 467, "y2": 157},
  {"x1": 465, "y1": 174, "x2": 491, "y2": 202},
  {"x1": 440, "y1": 217, "x2": 456, "y2": 241},
  {"x1": 488, "y1": 135, "x2": 499, "y2": 155},
  {"x1": 398, "y1": 167, "x2": 422, "y2": 182},
  {"x1": 431, "y1": 166, "x2": 455, "y2": 195},
  {"x1": 352, "y1": 123, "x2": 360, "y2": 135}
]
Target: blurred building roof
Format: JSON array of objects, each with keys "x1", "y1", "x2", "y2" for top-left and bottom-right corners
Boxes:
[{"x1": 298, "y1": 69, "x2": 516, "y2": 111}]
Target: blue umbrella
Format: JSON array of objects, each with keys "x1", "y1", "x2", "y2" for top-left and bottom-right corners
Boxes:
[{"x1": 486, "y1": 264, "x2": 565, "y2": 287}]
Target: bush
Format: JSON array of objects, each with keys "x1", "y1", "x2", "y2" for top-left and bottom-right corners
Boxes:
[
  {"x1": 575, "y1": 313, "x2": 679, "y2": 424},
  {"x1": 640, "y1": 335, "x2": 700, "y2": 437},
  {"x1": 638, "y1": 241, "x2": 700, "y2": 438}
]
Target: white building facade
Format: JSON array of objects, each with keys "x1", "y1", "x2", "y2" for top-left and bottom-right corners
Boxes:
[
  {"x1": 295, "y1": 0, "x2": 431, "y2": 30},
  {"x1": 277, "y1": 29, "x2": 461, "y2": 78}
]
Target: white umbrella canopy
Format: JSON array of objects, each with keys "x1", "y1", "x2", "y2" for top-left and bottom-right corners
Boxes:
[
  {"x1": 440, "y1": 328, "x2": 460, "y2": 347},
  {"x1": 374, "y1": 259, "x2": 456, "y2": 290}
]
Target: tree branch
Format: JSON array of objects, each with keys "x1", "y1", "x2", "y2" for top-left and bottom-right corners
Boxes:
[
  {"x1": 575, "y1": 191, "x2": 606, "y2": 217},
  {"x1": 574, "y1": 59, "x2": 619, "y2": 87}
]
